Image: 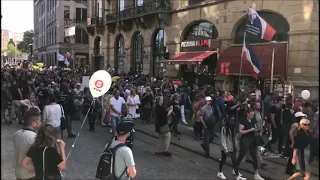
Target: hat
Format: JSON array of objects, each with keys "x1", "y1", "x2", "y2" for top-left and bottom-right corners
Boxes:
[
  {"x1": 295, "y1": 112, "x2": 306, "y2": 118},
  {"x1": 117, "y1": 122, "x2": 133, "y2": 135},
  {"x1": 250, "y1": 93, "x2": 256, "y2": 96},
  {"x1": 205, "y1": 96, "x2": 212, "y2": 101}
]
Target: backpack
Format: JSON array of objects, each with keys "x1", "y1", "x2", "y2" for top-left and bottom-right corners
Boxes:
[
  {"x1": 282, "y1": 108, "x2": 294, "y2": 125},
  {"x1": 96, "y1": 142, "x2": 128, "y2": 180}
]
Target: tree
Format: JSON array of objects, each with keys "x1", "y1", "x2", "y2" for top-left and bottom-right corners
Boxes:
[
  {"x1": 17, "y1": 30, "x2": 34, "y2": 53},
  {"x1": 5, "y1": 44, "x2": 22, "y2": 57}
]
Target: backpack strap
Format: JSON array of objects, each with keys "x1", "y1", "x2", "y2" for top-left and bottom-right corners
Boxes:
[{"x1": 111, "y1": 143, "x2": 128, "y2": 179}]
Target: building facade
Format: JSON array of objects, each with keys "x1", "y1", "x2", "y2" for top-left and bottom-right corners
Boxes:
[
  {"x1": 87, "y1": 0, "x2": 319, "y2": 99},
  {"x1": 33, "y1": 0, "x2": 89, "y2": 68}
]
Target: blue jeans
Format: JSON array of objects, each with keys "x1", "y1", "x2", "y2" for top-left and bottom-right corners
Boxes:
[{"x1": 111, "y1": 115, "x2": 120, "y2": 136}]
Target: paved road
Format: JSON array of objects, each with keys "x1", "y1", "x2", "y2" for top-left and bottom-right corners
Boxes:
[{"x1": 2, "y1": 120, "x2": 254, "y2": 180}]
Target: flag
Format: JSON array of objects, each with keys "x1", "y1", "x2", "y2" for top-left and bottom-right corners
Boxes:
[
  {"x1": 245, "y1": 8, "x2": 276, "y2": 41},
  {"x1": 241, "y1": 35, "x2": 261, "y2": 79},
  {"x1": 58, "y1": 53, "x2": 65, "y2": 61}
]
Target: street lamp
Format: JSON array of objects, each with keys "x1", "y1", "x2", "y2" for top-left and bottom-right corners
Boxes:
[{"x1": 269, "y1": 40, "x2": 277, "y2": 92}]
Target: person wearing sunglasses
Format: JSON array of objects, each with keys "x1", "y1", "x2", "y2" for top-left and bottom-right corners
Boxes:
[{"x1": 288, "y1": 119, "x2": 311, "y2": 180}]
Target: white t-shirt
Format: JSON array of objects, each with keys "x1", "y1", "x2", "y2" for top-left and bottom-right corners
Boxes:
[
  {"x1": 42, "y1": 104, "x2": 63, "y2": 127},
  {"x1": 110, "y1": 97, "x2": 126, "y2": 117},
  {"x1": 13, "y1": 129, "x2": 37, "y2": 179}
]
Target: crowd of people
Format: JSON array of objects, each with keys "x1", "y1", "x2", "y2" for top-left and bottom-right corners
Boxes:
[{"x1": 1, "y1": 65, "x2": 318, "y2": 180}]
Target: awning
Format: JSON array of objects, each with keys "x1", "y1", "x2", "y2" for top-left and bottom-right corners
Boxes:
[
  {"x1": 216, "y1": 43, "x2": 287, "y2": 78},
  {"x1": 167, "y1": 51, "x2": 216, "y2": 65}
]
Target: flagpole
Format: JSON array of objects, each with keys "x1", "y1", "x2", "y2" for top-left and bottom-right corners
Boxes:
[
  {"x1": 270, "y1": 47, "x2": 275, "y2": 92},
  {"x1": 238, "y1": 32, "x2": 246, "y2": 97}
]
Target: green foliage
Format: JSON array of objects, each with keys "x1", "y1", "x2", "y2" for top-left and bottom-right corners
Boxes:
[
  {"x1": 5, "y1": 44, "x2": 22, "y2": 57},
  {"x1": 17, "y1": 30, "x2": 34, "y2": 53}
]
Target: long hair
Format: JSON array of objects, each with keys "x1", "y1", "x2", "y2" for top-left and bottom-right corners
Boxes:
[
  {"x1": 224, "y1": 117, "x2": 235, "y2": 138},
  {"x1": 32, "y1": 124, "x2": 57, "y2": 148}
]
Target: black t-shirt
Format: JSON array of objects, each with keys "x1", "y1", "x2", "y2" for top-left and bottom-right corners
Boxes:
[
  {"x1": 226, "y1": 101, "x2": 237, "y2": 117},
  {"x1": 26, "y1": 146, "x2": 62, "y2": 179},
  {"x1": 270, "y1": 105, "x2": 282, "y2": 126},
  {"x1": 239, "y1": 118, "x2": 256, "y2": 138},
  {"x1": 9, "y1": 84, "x2": 21, "y2": 100},
  {"x1": 294, "y1": 129, "x2": 310, "y2": 150},
  {"x1": 171, "y1": 101, "x2": 181, "y2": 118}
]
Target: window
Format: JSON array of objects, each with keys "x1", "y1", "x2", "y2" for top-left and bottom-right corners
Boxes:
[
  {"x1": 76, "y1": 8, "x2": 82, "y2": 21},
  {"x1": 115, "y1": 34, "x2": 125, "y2": 73},
  {"x1": 119, "y1": 0, "x2": 124, "y2": 11},
  {"x1": 152, "y1": 29, "x2": 167, "y2": 76},
  {"x1": 82, "y1": 30, "x2": 88, "y2": 44},
  {"x1": 189, "y1": 0, "x2": 205, "y2": 6},
  {"x1": 136, "y1": 0, "x2": 143, "y2": 6},
  {"x1": 184, "y1": 22, "x2": 218, "y2": 41},
  {"x1": 82, "y1": 9, "x2": 87, "y2": 20},
  {"x1": 64, "y1": 6, "x2": 70, "y2": 19},
  {"x1": 75, "y1": 27, "x2": 81, "y2": 43},
  {"x1": 131, "y1": 32, "x2": 144, "y2": 73}
]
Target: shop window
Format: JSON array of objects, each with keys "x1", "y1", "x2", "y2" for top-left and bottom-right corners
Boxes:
[
  {"x1": 131, "y1": 32, "x2": 144, "y2": 73},
  {"x1": 234, "y1": 11, "x2": 290, "y2": 44}
]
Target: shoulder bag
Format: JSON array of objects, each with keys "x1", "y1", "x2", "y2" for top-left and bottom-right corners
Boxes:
[{"x1": 59, "y1": 105, "x2": 67, "y2": 130}]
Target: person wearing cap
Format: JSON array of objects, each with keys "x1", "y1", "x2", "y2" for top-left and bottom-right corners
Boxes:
[
  {"x1": 285, "y1": 111, "x2": 306, "y2": 175},
  {"x1": 105, "y1": 122, "x2": 136, "y2": 179},
  {"x1": 199, "y1": 96, "x2": 215, "y2": 158}
]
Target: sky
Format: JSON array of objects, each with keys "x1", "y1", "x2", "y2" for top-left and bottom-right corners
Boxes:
[{"x1": 1, "y1": 0, "x2": 34, "y2": 33}]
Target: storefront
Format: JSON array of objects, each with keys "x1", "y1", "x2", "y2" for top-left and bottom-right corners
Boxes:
[
  {"x1": 167, "y1": 21, "x2": 219, "y2": 84},
  {"x1": 216, "y1": 11, "x2": 290, "y2": 95}
]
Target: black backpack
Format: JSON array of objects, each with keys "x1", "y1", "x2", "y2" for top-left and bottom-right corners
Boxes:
[
  {"x1": 282, "y1": 108, "x2": 294, "y2": 125},
  {"x1": 96, "y1": 142, "x2": 127, "y2": 180}
]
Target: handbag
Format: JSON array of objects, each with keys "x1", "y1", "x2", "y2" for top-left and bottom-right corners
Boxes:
[
  {"x1": 59, "y1": 105, "x2": 67, "y2": 130},
  {"x1": 43, "y1": 147, "x2": 62, "y2": 180},
  {"x1": 159, "y1": 124, "x2": 170, "y2": 133}
]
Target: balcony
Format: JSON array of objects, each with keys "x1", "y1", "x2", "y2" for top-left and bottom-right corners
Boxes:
[
  {"x1": 86, "y1": 16, "x2": 105, "y2": 36},
  {"x1": 105, "y1": 0, "x2": 171, "y2": 24},
  {"x1": 64, "y1": 19, "x2": 87, "y2": 28}
]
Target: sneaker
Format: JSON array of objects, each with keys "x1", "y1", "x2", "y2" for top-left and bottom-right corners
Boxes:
[
  {"x1": 132, "y1": 128, "x2": 135, "y2": 133},
  {"x1": 236, "y1": 175, "x2": 246, "y2": 180},
  {"x1": 109, "y1": 129, "x2": 112, "y2": 133},
  {"x1": 101, "y1": 122, "x2": 106, "y2": 126},
  {"x1": 181, "y1": 119, "x2": 188, "y2": 125},
  {"x1": 217, "y1": 172, "x2": 226, "y2": 179},
  {"x1": 253, "y1": 173, "x2": 264, "y2": 180},
  {"x1": 171, "y1": 133, "x2": 180, "y2": 140},
  {"x1": 232, "y1": 170, "x2": 242, "y2": 176}
]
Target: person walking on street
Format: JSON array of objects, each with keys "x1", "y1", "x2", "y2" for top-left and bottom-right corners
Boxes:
[
  {"x1": 234, "y1": 109, "x2": 264, "y2": 180},
  {"x1": 199, "y1": 96, "x2": 216, "y2": 158},
  {"x1": 217, "y1": 117, "x2": 245, "y2": 180}
]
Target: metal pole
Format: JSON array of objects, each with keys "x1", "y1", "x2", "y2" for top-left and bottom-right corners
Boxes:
[
  {"x1": 270, "y1": 47, "x2": 275, "y2": 92},
  {"x1": 238, "y1": 32, "x2": 246, "y2": 97}
]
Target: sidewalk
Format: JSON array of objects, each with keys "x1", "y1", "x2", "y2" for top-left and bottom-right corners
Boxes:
[{"x1": 134, "y1": 122, "x2": 319, "y2": 179}]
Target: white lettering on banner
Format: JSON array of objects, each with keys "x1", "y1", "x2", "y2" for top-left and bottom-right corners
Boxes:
[
  {"x1": 181, "y1": 41, "x2": 196, "y2": 47},
  {"x1": 245, "y1": 24, "x2": 261, "y2": 36},
  {"x1": 181, "y1": 40, "x2": 211, "y2": 47}
]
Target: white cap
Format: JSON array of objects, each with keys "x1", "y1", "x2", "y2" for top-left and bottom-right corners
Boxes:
[
  {"x1": 250, "y1": 93, "x2": 256, "y2": 96},
  {"x1": 295, "y1": 112, "x2": 306, "y2": 118},
  {"x1": 205, "y1": 96, "x2": 212, "y2": 101}
]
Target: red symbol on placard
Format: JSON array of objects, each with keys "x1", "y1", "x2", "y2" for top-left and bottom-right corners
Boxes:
[{"x1": 95, "y1": 80, "x2": 104, "y2": 88}]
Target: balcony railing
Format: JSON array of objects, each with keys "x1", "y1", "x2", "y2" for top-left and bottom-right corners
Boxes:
[
  {"x1": 105, "y1": 0, "x2": 171, "y2": 23},
  {"x1": 87, "y1": 17, "x2": 104, "y2": 26},
  {"x1": 64, "y1": 19, "x2": 87, "y2": 27}
]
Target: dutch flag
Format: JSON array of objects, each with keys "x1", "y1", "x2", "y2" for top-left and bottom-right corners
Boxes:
[
  {"x1": 245, "y1": 8, "x2": 276, "y2": 41},
  {"x1": 241, "y1": 35, "x2": 261, "y2": 79}
]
